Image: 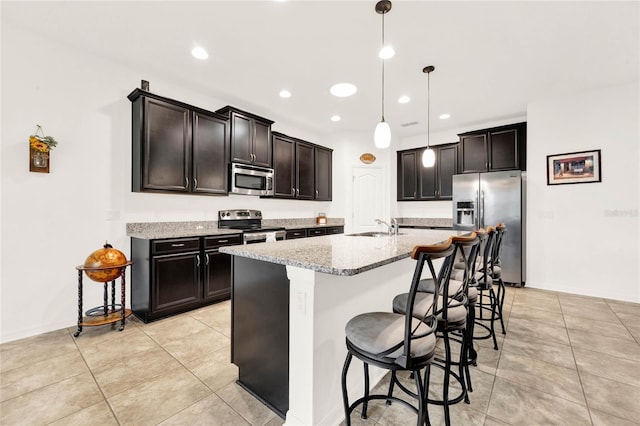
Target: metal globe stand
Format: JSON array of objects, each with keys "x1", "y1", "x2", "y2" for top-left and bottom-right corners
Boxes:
[{"x1": 73, "y1": 261, "x2": 133, "y2": 337}]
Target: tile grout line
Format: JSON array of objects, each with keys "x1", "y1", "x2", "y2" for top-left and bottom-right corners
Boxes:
[
  {"x1": 141, "y1": 308, "x2": 263, "y2": 426},
  {"x1": 559, "y1": 295, "x2": 595, "y2": 426},
  {"x1": 48, "y1": 327, "x2": 122, "y2": 426},
  {"x1": 604, "y1": 299, "x2": 640, "y2": 346}
]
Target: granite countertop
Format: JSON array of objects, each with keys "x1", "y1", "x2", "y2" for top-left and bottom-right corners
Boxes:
[
  {"x1": 220, "y1": 228, "x2": 461, "y2": 276},
  {"x1": 396, "y1": 217, "x2": 453, "y2": 228},
  {"x1": 126, "y1": 219, "x2": 345, "y2": 239}
]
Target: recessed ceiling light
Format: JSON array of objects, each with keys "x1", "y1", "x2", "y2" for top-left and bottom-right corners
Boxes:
[
  {"x1": 279, "y1": 90, "x2": 291, "y2": 98},
  {"x1": 330, "y1": 83, "x2": 357, "y2": 98},
  {"x1": 378, "y1": 45, "x2": 395, "y2": 59},
  {"x1": 439, "y1": 113, "x2": 451, "y2": 120},
  {"x1": 191, "y1": 46, "x2": 208, "y2": 60},
  {"x1": 331, "y1": 115, "x2": 341, "y2": 122},
  {"x1": 398, "y1": 95, "x2": 410, "y2": 104}
]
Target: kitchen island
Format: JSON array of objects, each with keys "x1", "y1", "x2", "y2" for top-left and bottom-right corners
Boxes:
[{"x1": 221, "y1": 228, "x2": 459, "y2": 426}]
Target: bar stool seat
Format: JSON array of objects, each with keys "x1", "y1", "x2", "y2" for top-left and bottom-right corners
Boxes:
[{"x1": 345, "y1": 313, "x2": 437, "y2": 359}]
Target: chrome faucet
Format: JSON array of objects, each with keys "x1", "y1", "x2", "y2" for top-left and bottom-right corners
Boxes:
[
  {"x1": 375, "y1": 218, "x2": 399, "y2": 235},
  {"x1": 391, "y1": 218, "x2": 399, "y2": 235}
]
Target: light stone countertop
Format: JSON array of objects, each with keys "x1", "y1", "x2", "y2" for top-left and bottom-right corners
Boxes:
[
  {"x1": 220, "y1": 228, "x2": 462, "y2": 276},
  {"x1": 126, "y1": 219, "x2": 345, "y2": 239},
  {"x1": 396, "y1": 217, "x2": 453, "y2": 228}
]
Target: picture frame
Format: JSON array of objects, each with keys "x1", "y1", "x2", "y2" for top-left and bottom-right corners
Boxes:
[{"x1": 547, "y1": 149, "x2": 601, "y2": 185}]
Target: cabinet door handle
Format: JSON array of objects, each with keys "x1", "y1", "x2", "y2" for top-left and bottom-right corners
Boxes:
[
  {"x1": 193, "y1": 178, "x2": 198, "y2": 189},
  {"x1": 296, "y1": 188, "x2": 299, "y2": 196},
  {"x1": 171, "y1": 243, "x2": 185, "y2": 247},
  {"x1": 316, "y1": 190, "x2": 319, "y2": 197},
  {"x1": 217, "y1": 239, "x2": 228, "y2": 243},
  {"x1": 185, "y1": 177, "x2": 189, "y2": 189},
  {"x1": 205, "y1": 253, "x2": 209, "y2": 266},
  {"x1": 196, "y1": 254, "x2": 200, "y2": 267},
  {"x1": 292, "y1": 187, "x2": 295, "y2": 195}
]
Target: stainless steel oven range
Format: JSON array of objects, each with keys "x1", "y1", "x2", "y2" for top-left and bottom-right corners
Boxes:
[{"x1": 218, "y1": 209, "x2": 286, "y2": 244}]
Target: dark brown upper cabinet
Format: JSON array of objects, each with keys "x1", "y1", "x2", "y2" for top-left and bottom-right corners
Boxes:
[
  {"x1": 398, "y1": 143, "x2": 458, "y2": 201},
  {"x1": 296, "y1": 141, "x2": 315, "y2": 200},
  {"x1": 215, "y1": 106, "x2": 274, "y2": 168},
  {"x1": 398, "y1": 150, "x2": 418, "y2": 200},
  {"x1": 272, "y1": 132, "x2": 332, "y2": 201},
  {"x1": 458, "y1": 122, "x2": 526, "y2": 173},
  {"x1": 314, "y1": 146, "x2": 332, "y2": 201},
  {"x1": 273, "y1": 133, "x2": 296, "y2": 198},
  {"x1": 129, "y1": 89, "x2": 229, "y2": 195}
]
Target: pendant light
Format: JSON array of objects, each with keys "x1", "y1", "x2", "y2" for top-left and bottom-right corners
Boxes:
[
  {"x1": 374, "y1": 0, "x2": 392, "y2": 149},
  {"x1": 422, "y1": 65, "x2": 436, "y2": 167}
]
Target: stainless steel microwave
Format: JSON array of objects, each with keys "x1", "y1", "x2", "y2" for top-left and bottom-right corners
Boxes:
[{"x1": 230, "y1": 163, "x2": 274, "y2": 196}]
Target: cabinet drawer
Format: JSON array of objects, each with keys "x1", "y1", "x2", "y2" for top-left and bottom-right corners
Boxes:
[
  {"x1": 205, "y1": 234, "x2": 242, "y2": 249},
  {"x1": 152, "y1": 238, "x2": 200, "y2": 255},
  {"x1": 308, "y1": 228, "x2": 327, "y2": 237},
  {"x1": 286, "y1": 229, "x2": 307, "y2": 239},
  {"x1": 326, "y1": 226, "x2": 344, "y2": 235}
]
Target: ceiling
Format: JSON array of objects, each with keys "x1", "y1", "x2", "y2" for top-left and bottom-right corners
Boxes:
[{"x1": 3, "y1": 1, "x2": 639, "y2": 140}]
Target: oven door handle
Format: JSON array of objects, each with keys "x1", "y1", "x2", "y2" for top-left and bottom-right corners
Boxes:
[{"x1": 243, "y1": 233, "x2": 267, "y2": 244}]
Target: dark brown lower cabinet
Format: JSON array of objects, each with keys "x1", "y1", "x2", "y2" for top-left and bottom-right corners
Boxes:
[
  {"x1": 203, "y1": 235, "x2": 238, "y2": 302},
  {"x1": 285, "y1": 226, "x2": 343, "y2": 240},
  {"x1": 152, "y1": 252, "x2": 201, "y2": 315},
  {"x1": 131, "y1": 234, "x2": 241, "y2": 323},
  {"x1": 307, "y1": 228, "x2": 327, "y2": 237},
  {"x1": 285, "y1": 229, "x2": 307, "y2": 239}
]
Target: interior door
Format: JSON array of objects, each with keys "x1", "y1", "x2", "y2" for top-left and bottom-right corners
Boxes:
[{"x1": 352, "y1": 167, "x2": 384, "y2": 233}]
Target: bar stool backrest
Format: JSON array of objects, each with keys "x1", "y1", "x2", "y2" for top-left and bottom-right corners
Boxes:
[
  {"x1": 492, "y1": 223, "x2": 507, "y2": 272},
  {"x1": 435, "y1": 232, "x2": 479, "y2": 324},
  {"x1": 450, "y1": 233, "x2": 480, "y2": 298},
  {"x1": 391, "y1": 238, "x2": 456, "y2": 368},
  {"x1": 477, "y1": 226, "x2": 496, "y2": 288}
]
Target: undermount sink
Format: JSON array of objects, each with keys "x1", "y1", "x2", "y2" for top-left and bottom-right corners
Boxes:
[{"x1": 346, "y1": 231, "x2": 406, "y2": 237}]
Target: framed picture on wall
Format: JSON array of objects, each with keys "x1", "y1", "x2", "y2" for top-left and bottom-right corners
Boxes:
[{"x1": 547, "y1": 149, "x2": 601, "y2": 185}]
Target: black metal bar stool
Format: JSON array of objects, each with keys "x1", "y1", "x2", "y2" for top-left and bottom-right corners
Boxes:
[
  {"x1": 475, "y1": 223, "x2": 507, "y2": 346},
  {"x1": 391, "y1": 232, "x2": 480, "y2": 426},
  {"x1": 341, "y1": 238, "x2": 455, "y2": 426},
  {"x1": 471, "y1": 226, "x2": 499, "y2": 349}
]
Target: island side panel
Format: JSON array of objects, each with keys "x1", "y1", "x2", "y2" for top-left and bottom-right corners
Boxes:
[
  {"x1": 231, "y1": 256, "x2": 290, "y2": 418},
  {"x1": 285, "y1": 257, "x2": 418, "y2": 426}
]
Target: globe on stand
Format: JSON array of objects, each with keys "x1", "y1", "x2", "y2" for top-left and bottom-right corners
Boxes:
[{"x1": 83, "y1": 242, "x2": 128, "y2": 282}]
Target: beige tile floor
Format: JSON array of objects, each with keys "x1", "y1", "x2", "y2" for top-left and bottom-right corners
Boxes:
[{"x1": 1, "y1": 286, "x2": 639, "y2": 425}]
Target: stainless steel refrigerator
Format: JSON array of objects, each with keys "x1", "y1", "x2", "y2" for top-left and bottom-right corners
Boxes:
[{"x1": 452, "y1": 170, "x2": 526, "y2": 286}]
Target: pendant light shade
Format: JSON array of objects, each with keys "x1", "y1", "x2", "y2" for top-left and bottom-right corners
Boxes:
[
  {"x1": 422, "y1": 148, "x2": 435, "y2": 167},
  {"x1": 423, "y1": 65, "x2": 435, "y2": 167},
  {"x1": 374, "y1": 120, "x2": 391, "y2": 148},
  {"x1": 374, "y1": 1, "x2": 392, "y2": 149}
]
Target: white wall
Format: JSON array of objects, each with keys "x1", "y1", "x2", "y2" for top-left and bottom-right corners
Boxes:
[
  {"x1": 0, "y1": 24, "x2": 342, "y2": 343},
  {"x1": 526, "y1": 83, "x2": 639, "y2": 302}
]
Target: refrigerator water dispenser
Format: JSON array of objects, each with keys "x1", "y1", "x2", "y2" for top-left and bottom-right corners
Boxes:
[{"x1": 455, "y1": 201, "x2": 475, "y2": 226}]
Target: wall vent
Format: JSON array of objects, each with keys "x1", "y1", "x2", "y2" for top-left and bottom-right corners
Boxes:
[{"x1": 400, "y1": 121, "x2": 419, "y2": 127}]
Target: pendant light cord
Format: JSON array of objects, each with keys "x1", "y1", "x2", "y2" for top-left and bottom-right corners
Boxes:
[
  {"x1": 427, "y1": 70, "x2": 430, "y2": 148},
  {"x1": 381, "y1": 11, "x2": 385, "y2": 121}
]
